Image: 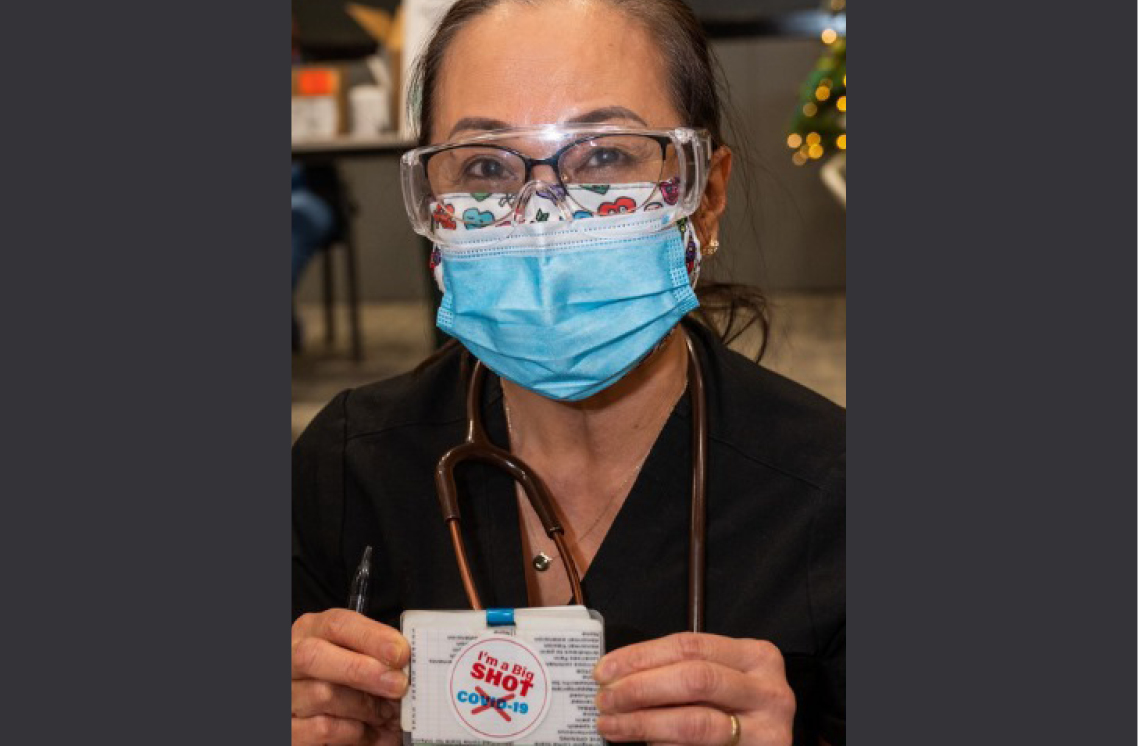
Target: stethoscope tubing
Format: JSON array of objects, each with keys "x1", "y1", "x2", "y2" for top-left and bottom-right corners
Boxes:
[{"x1": 434, "y1": 331, "x2": 708, "y2": 632}]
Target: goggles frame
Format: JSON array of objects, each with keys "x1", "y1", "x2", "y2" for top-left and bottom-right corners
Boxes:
[{"x1": 400, "y1": 125, "x2": 713, "y2": 244}]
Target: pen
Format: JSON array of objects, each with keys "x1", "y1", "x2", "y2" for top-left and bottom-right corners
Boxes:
[{"x1": 348, "y1": 545, "x2": 373, "y2": 614}]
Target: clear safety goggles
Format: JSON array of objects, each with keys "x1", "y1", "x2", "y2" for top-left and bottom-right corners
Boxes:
[{"x1": 400, "y1": 125, "x2": 712, "y2": 246}]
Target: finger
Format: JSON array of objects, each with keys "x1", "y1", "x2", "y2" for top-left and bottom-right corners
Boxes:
[
  {"x1": 596, "y1": 705, "x2": 734, "y2": 745},
  {"x1": 368, "y1": 717, "x2": 406, "y2": 746},
  {"x1": 292, "y1": 679, "x2": 389, "y2": 726},
  {"x1": 376, "y1": 696, "x2": 401, "y2": 724},
  {"x1": 291, "y1": 636, "x2": 409, "y2": 699},
  {"x1": 596, "y1": 660, "x2": 762, "y2": 713},
  {"x1": 595, "y1": 633, "x2": 783, "y2": 684},
  {"x1": 294, "y1": 609, "x2": 410, "y2": 668},
  {"x1": 291, "y1": 713, "x2": 369, "y2": 745}
]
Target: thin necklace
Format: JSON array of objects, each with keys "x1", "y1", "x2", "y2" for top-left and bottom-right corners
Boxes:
[{"x1": 502, "y1": 374, "x2": 686, "y2": 573}]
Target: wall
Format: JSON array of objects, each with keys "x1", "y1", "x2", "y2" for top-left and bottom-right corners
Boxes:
[
  {"x1": 712, "y1": 37, "x2": 846, "y2": 292},
  {"x1": 296, "y1": 35, "x2": 845, "y2": 303}
]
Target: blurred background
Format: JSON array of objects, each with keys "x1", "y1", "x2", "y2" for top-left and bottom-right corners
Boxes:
[{"x1": 291, "y1": 0, "x2": 846, "y2": 440}]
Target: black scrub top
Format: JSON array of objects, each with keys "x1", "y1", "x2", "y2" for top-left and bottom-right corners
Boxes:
[{"x1": 293, "y1": 319, "x2": 846, "y2": 746}]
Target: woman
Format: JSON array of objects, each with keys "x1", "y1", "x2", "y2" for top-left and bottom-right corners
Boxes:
[{"x1": 291, "y1": 1, "x2": 844, "y2": 744}]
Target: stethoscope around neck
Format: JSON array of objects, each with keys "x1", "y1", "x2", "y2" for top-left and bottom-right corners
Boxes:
[{"x1": 433, "y1": 331, "x2": 710, "y2": 632}]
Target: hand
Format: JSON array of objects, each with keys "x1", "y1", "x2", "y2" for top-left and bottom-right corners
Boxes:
[
  {"x1": 291, "y1": 609, "x2": 410, "y2": 745},
  {"x1": 593, "y1": 632, "x2": 795, "y2": 746}
]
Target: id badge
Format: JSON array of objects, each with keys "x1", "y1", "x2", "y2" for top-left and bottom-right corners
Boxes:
[{"x1": 400, "y1": 605, "x2": 605, "y2": 744}]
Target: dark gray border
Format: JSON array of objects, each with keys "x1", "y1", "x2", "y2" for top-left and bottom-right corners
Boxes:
[
  {"x1": 4, "y1": 0, "x2": 1135, "y2": 742},
  {"x1": 4, "y1": 0, "x2": 288, "y2": 741},
  {"x1": 853, "y1": 0, "x2": 1136, "y2": 743}
]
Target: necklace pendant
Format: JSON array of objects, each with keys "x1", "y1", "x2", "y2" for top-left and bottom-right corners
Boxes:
[{"x1": 532, "y1": 552, "x2": 553, "y2": 572}]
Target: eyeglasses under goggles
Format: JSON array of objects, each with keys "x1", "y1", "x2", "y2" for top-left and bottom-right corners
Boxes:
[{"x1": 400, "y1": 125, "x2": 712, "y2": 247}]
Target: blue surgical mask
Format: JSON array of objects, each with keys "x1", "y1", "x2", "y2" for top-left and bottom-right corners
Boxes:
[{"x1": 434, "y1": 209, "x2": 701, "y2": 401}]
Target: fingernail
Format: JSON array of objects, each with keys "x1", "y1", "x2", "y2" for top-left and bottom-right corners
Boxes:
[
  {"x1": 594, "y1": 688, "x2": 612, "y2": 712},
  {"x1": 383, "y1": 642, "x2": 405, "y2": 666},
  {"x1": 381, "y1": 669, "x2": 407, "y2": 695},
  {"x1": 593, "y1": 659, "x2": 611, "y2": 683},
  {"x1": 596, "y1": 715, "x2": 619, "y2": 735}
]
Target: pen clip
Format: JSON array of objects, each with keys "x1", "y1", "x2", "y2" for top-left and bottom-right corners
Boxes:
[{"x1": 349, "y1": 545, "x2": 373, "y2": 614}]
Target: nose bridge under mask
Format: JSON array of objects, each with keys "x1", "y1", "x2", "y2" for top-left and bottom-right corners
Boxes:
[{"x1": 512, "y1": 180, "x2": 575, "y2": 225}]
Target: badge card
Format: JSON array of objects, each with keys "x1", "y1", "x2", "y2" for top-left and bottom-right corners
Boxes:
[{"x1": 400, "y1": 606, "x2": 605, "y2": 745}]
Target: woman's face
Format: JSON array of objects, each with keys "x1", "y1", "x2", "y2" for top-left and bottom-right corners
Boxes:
[
  {"x1": 431, "y1": 0, "x2": 731, "y2": 243},
  {"x1": 432, "y1": 0, "x2": 681, "y2": 144}
]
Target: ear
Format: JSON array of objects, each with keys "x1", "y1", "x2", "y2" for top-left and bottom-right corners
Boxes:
[{"x1": 693, "y1": 145, "x2": 733, "y2": 246}]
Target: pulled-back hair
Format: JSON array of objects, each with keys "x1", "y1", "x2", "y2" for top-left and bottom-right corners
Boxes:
[{"x1": 408, "y1": 0, "x2": 770, "y2": 361}]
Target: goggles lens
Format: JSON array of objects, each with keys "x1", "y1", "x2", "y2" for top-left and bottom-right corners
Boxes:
[
  {"x1": 427, "y1": 135, "x2": 672, "y2": 194},
  {"x1": 402, "y1": 127, "x2": 710, "y2": 244}
]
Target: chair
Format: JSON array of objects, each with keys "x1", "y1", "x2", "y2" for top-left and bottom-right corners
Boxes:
[{"x1": 304, "y1": 164, "x2": 364, "y2": 362}]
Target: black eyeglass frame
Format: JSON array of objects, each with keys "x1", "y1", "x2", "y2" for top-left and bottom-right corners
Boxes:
[{"x1": 418, "y1": 132, "x2": 675, "y2": 197}]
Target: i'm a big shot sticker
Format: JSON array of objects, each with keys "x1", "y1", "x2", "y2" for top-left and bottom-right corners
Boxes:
[{"x1": 447, "y1": 634, "x2": 552, "y2": 742}]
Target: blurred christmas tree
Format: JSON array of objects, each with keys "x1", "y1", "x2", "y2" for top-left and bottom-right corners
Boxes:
[{"x1": 787, "y1": 2, "x2": 846, "y2": 168}]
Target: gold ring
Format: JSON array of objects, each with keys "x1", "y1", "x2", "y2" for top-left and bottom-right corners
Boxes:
[{"x1": 723, "y1": 712, "x2": 741, "y2": 746}]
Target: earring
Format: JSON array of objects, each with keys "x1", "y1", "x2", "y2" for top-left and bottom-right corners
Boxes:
[{"x1": 701, "y1": 237, "x2": 720, "y2": 257}]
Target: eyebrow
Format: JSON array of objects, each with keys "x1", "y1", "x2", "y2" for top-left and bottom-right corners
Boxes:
[
  {"x1": 446, "y1": 106, "x2": 649, "y2": 139},
  {"x1": 564, "y1": 106, "x2": 648, "y2": 127},
  {"x1": 447, "y1": 117, "x2": 511, "y2": 138}
]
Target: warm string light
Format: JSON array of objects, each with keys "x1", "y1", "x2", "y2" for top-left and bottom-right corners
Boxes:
[{"x1": 788, "y1": 12, "x2": 845, "y2": 166}]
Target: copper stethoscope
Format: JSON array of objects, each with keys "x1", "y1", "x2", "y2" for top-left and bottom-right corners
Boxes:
[{"x1": 434, "y1": 333, "x2": 709, "y2": 632}]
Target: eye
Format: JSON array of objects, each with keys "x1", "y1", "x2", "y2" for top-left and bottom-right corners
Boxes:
[
  {"x1": 561, "y1": 137, "x2": 660, "y2": 184},
  {"x1": 427, "y1": 147, "x2": 522, "y2": 193},
  {"x1": 580, "y1": 148, "x2": 628, "y2": 169},
  {"x1": 462, "y1": 156, "x2": 511, "y2": 180}
]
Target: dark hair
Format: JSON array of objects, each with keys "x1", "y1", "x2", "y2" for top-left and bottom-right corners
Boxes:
[{"x1": 409, "y1": 0, "x2": 770, "y2": 366}]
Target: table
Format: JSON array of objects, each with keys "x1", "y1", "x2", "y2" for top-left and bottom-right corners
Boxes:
[{"x1": 291, "y1": 133, "x2": 417, "y2": 162}]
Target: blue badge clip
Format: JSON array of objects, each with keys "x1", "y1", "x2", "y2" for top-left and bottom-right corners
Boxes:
[{"x1": 486, "y1": 608, "x2": 515, "y2": 627}]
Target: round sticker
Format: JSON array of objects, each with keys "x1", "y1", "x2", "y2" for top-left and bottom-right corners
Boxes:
[{"x1": 446, "y1": 633, "x2": 552, "y2": 742}]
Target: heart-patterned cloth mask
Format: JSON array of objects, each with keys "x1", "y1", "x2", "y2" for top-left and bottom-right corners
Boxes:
[
  {"x1": 428, "y1": 180, "x2": 701, "y2": 290},
  {"x1": 429, "y1": 178, "x2": 681, "y2": 232}
]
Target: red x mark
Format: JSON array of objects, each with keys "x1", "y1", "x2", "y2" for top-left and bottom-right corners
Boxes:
[{"x1": 471, "y1": 686, "x2": 514, "y2": 721}]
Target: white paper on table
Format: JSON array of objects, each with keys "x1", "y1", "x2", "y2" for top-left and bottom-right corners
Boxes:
[{"x1": 291, "y1": 97, "x2": 338, "y2": 141}]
